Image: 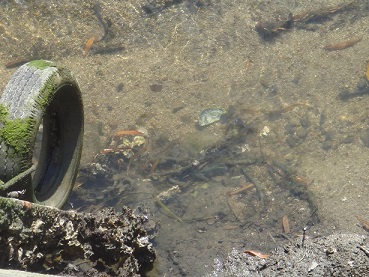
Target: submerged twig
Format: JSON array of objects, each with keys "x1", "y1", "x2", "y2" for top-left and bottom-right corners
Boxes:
[
  {"x1": 241, "y1": 169, "x2": 266, "y2": 218},
  {"x1": 227, "y1": 183, "x2": 254, "y2": 196},
  {"x1": 267, "y1": 161, "x2": 319, "y2": 224},
  {"x1": 155, "y1": 197, "x2": 183, "y2": 223}
]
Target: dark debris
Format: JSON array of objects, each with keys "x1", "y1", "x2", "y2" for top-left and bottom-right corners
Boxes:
[{"x1": 0, "y1": 197, "x2": 156, "y2": 276}]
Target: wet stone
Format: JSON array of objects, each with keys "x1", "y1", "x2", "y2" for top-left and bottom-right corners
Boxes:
[
  {"x1": 360, "y1": 127, "x2": 369, "y2": 147},
  {"x1": 322, "y1": 139, "x2": 333, "y2": 150},
  {"x1": 149, "y1": 83, "x2": 163, "y2": 92},
  {"x1": 116, "y1": 83, "x2": 124, "y2": 93},
  {"x1": 356, "y1": 77, "x2": 369, "y2": 91}
]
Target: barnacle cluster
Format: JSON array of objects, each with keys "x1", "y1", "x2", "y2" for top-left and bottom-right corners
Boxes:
[{"x1": 0, "y1": 197, "x2": 155, "y2": 276}]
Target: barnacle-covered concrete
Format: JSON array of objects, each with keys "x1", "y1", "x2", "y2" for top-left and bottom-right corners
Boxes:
[{"x1": 0, "y1": 197, "x2": 155, "y2": 276}]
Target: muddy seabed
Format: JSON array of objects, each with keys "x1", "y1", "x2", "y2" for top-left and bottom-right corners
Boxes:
[{"x1": 1, "y1": 0, "x2": 369, "y2": 276}]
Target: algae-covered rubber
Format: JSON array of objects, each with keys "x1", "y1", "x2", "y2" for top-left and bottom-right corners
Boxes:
[{"x1": 0, "y1": 60, "x2": 84, "y2": 208}]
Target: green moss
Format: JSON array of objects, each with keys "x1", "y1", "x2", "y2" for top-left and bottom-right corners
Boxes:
[
  {"x1": 0, "y1": 197, "x2": 24, "y2": 228},
  {"x1": 35, "y1": 75, "x2": 59, "y2": 108},
  {"x1": 28, "y1": 60, "x2": 54, "y2": 70},
  {"x1": 0, "y1": 64, "x2": 76, "y2": 159},
  {"x1": 1, "y1": 119, "x2": 33, "y2": 154},
  {"x1": 0, "y1": 104, "x2": 33, "y2": 157},
  {"x1": 0, "y1": 104, "x2": 9, "y2": 119},
  {"x1": 33, "y1": 66, "x2": 76, "y2": 111}
]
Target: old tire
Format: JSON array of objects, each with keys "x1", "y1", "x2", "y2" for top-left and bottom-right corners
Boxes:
[{"x1": 0, "y1": 60, "x2": 84, "y2": 208}]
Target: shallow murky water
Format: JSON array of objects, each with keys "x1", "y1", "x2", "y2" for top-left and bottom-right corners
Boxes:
[{"x1": 1, "y1": 0, "x2": 369, "y2": 276}]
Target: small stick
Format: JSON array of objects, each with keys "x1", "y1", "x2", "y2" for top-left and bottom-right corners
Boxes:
[
  {"x1": 244, "y1": 250, "x2": 270, "y2": 259},
  {"x1": 356, "y1": 215, "x2": 369, "y2": 232},
  {"x1": 358, "y1": 246, "x2": 369, "y2": 258},
  {"x1": 114, "y1": 130, "x2": 145, "y2": 136},
  {"x1": 241, "y1": 169, "x2": 266, "y2": 217},
  {"x1": 282, "y1": 215, "x2": 291, "y2": 233},
  {"x1": 302, "y1": 226, "x2": 308, "y2": 247},
  {"x1": 226, "y1": 183, "x2": 254, "y2": 196},
  {"x1": 0, "y1": 165, "x2": 36, "y2": 192},
  {"x1": 323, "y1": 36, "x2": 363, "y2": 51},
  {"x1": 155, "y1": 197, "x2": 183, "y2": 223},
  {"x1": 149, "y1": 159, "x2": 161, "y2": 176},
  {"x1": 223, "y1": 225, "x2": 240, "y2": 230}
]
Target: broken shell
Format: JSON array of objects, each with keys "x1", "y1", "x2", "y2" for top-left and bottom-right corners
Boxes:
[
  {"x1": 157, "y1": 185, "x2": 181, "y2": 203},
  {"x1": 198, "y1": 108, "x2": 227, "y2": 126},
  {"x1": 7, "y1": 189, "x2": 26, "y2": 199},
  {"x1": 31, "y1": 219, "x2": 44, "y2": 234}
]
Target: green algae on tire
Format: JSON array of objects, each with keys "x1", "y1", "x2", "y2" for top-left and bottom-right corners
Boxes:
[
  {"x1": 0, "y1": 60, "x2": 84, "y2": 208},
  {"x1": 0, "y1": 104, "x2": 33, "y2": 156}
]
